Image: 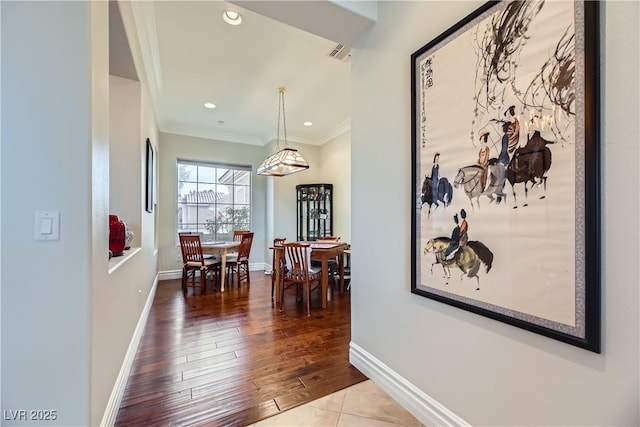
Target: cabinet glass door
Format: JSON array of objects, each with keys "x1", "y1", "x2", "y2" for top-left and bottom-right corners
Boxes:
[{"x1": 297, "y1": 184, "x2": 333, "y2": 241}]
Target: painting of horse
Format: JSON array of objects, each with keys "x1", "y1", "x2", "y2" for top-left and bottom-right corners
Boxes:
[
  {"x1": 423, "y1": 237, "x2": 453, "y2": 277},
  {"x1": 506, "y1": 130, "x2": 554, "y2": 208},
  {"x1": 424, "y1": 237, "x2": 493, "y2": 290},
  {"x1": 421, "y1": 175, "x2": 453, "y2": 217},
  {"x1": 453, "y1": 164, "x2": 507, "y2": 210}
]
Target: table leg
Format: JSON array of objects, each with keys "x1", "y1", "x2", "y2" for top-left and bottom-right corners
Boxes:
[
  {"x1": 220, "y1": 248, "x2": 227, "y2": 292},
  {"x1": 274, "y1": 249, "x2": 281, "y2": 305},
  {"x1": 321, "y1": 257, "x2": 328, "y2": 309}
]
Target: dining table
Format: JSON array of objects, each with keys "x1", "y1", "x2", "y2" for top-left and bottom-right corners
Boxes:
[
  {"x1": 201, "y1": 241, "x2": 240, "y2": 292},
  {"x1": 272, "y1": 241, "x2": 348, "y2": 309}
]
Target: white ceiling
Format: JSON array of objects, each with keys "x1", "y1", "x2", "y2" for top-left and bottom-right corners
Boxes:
[{"x1": 111, "y1": 1, "x2": 376, "y2": 147}]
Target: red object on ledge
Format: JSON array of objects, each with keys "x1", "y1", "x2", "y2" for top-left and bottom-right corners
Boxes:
[{"x1": 109, "y1": 214, "x2": 126, "y2": 256}]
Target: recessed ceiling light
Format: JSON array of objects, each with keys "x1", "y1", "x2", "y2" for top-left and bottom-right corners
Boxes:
[
  {"x1": 303, "y1": 121, "x2": 313, "y2": 127},
  {"x1": 222, "y1": 10, "x2": 242, "y2": 26},
  {"x1": 204, "y1": 102, "x2": 216, "y2": 109}
]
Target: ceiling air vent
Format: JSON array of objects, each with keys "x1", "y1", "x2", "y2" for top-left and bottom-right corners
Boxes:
[{"x1": 327, "y1": 43, "x2": 351, "y2": 62}]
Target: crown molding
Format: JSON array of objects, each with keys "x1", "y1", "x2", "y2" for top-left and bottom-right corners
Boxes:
[
  {"x1": 318, "y1": 118, "x2": 351, "y2": 145},
  {"x1": 161, "y1": 118, "x2": 351, "y2": 148},
  {"x1": 272, "y1": 119, "x2": 351, "y2": 147},
  {"x1": 162, "y1": 122, "x2": 265, "y2": 146}
]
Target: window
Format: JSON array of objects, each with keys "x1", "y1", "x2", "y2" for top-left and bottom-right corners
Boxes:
[{"x1": 177, "y1": 160, "x2": 251, "y2": 241}]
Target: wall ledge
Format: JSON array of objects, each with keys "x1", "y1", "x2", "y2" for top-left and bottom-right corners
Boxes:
[
  {"x1": 350, "y1": 342, "x2": 470, "y2": 427},
  {"x1": 108, "y1": 247, "x2": 142, "y2": 274}
]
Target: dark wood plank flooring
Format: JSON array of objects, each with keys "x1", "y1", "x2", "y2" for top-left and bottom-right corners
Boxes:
[{"x1": 115, "y1": 272, "x2": 366, "y2": 427}]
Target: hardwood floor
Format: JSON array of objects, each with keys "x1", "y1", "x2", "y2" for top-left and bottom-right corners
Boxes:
[{"x1": 115, "y1": 272, "x2": 366, "y2": 427}]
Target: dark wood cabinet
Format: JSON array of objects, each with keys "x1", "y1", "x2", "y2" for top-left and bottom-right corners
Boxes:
[{"x1": 296, "y1": 184, "x2": 333, "y2": 241}]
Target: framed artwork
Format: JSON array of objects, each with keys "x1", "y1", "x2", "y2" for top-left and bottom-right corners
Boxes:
[
  {"x1": 410, "y1": 1, "x2": 600, "y2": 352},
  {"x1": 145, "y1": 138, "x2": 154, "y2": 213}
]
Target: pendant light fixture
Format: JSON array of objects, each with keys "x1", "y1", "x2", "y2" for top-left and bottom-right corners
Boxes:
[{"x1": 257, "y1": 87, "x2": 309, "y2": 176}]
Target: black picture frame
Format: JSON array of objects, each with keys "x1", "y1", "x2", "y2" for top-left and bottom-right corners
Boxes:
[
  {"x1": 410, "y1": 1, "x2": 600, "y2": 352},
  {"x1": 145, "y1": 138, "x2": 154, "y2": 213}
]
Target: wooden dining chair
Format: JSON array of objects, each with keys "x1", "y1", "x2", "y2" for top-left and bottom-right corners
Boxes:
[
  {"x1": 225, "y1": 231, "x2": 254, "y2": 287},
  {"x1": 179, "y1": 231, "x2": 220, "y2": 260},
  {"x1": 280, "y1": 242, "x2": 321, "y2": 316},
  {"x1": 271, "y1": 237, "x2": 287, "y2": 306},
  {"x1": 179, "y1": 234, "x2": 221, "y2": 296},
  {"x1": 313, "y1": 236, "x2": 341, "y2": 288}
]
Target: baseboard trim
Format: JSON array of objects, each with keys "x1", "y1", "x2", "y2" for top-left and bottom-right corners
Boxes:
[
  {"x1": 158, "y1": 269, "x2": 181, "y2": 281},
  {"x1": 349, "y1": 342, "x2": 470, "y2": 427},
  {"x1": 100, "y1": 274, "x2": 159, "y2": 427},
  {"x1": 159, "y1": 263, "x2": 271, "y2": 281}
]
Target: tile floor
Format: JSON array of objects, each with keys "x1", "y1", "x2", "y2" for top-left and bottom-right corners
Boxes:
[{"x1": 246, "y1": 380, "x2": 423, "y2": 427}]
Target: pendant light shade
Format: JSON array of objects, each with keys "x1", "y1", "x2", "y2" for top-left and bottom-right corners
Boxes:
[
  {"x1": 257, "y1": 87, "x2": 309, "y2": 176},
  {"x1": 257, "y1": 147, "x2": 309, "y2": 176}
]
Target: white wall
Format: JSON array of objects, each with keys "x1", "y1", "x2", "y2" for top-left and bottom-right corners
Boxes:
[
  {"x1": 91, "y1": 78, "x2": 159, "y2": 425},
  {"x1": 0, "y1": 0, "x2": 4, "y2": 412},
  {"x1": 90, "y1": 4, "x2": 161, "y2": 424},
  {"x1": 1, "y1": 2, "x2": 160, "y2": 425},
  {"x1": 109, "y1": 75, "x2": 142, "y2": 246},
  {"x1": 319, "y1": 131, "x2": 351, "y2": 242},
  {"x1": 1, "y1": 2, "x2": 96, "y2": 425},
  {"x1": 350, "y1": 1, "x2": 639, "y2": 426}
]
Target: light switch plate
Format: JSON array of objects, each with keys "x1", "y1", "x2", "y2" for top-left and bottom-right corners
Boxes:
[{"x1": 34, "y1": 211, "x2": 60, "y2": 241}]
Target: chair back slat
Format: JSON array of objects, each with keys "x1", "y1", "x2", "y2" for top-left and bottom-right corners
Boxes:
[
  {"x1": 233, "y1": 230, "x2": 251, "y2": 241},
  {"x1": 283, "y1": 242, "x2": 312, "y2": 281}
]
